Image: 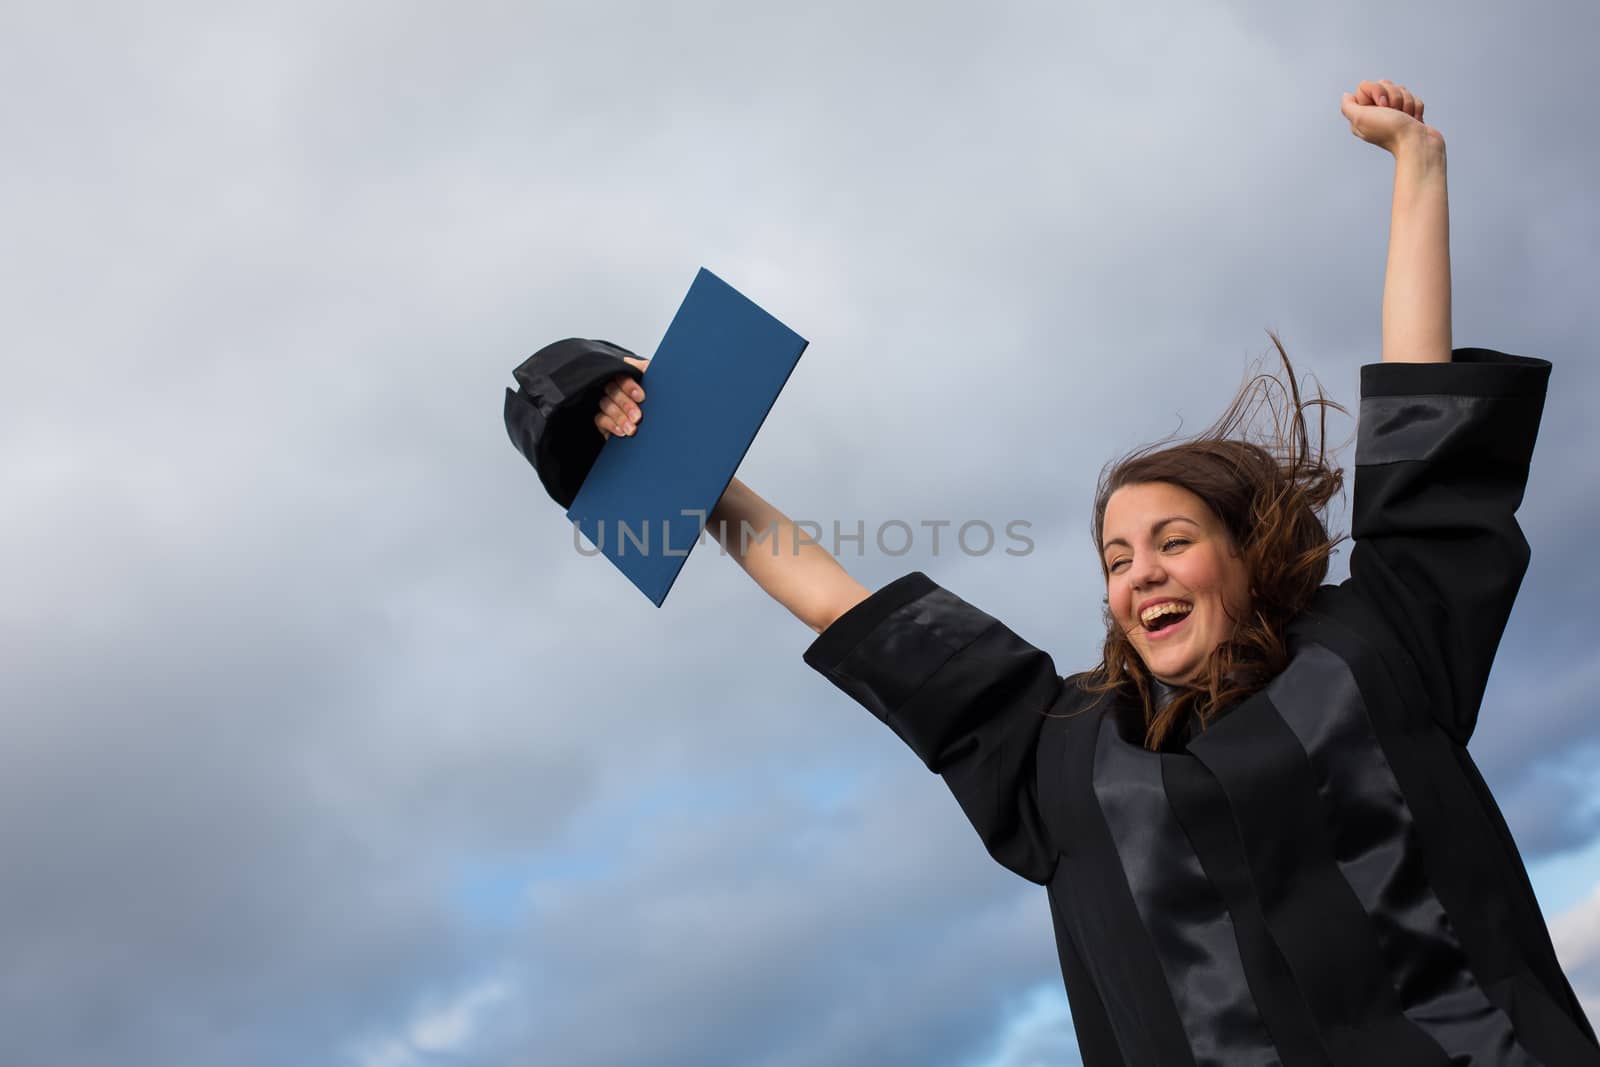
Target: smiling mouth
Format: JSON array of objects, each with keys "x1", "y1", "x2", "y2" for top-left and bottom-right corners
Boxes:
[
  {"x1": 1140, "y1": 601, "x2": 1194, "y2": 633},
  {"x1": 1144, "y1": 612, "x2": 1194, "y2": 643}
]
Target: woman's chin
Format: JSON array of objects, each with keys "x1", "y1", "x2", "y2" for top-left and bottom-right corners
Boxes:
[
  {"x1": 1149, "y1": 658, "x2": 1201, "y2": 687},
  {"x1": 1133, "y1": 637, "x2": 1204, "y2": 687},
  {"x1": 1143, "y1": 638, "x2": 1208, "y2": 686}
]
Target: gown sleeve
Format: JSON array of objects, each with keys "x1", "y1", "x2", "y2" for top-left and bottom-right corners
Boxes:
[
  {"x1": 803, "y1": 572, "x2": 1063, "y2": 885},
  {"x1": 1342, "y1": 347, "x2": 1551, "y2": 745},
  {"x1": 502, "y1": 337, "x2": 647, "y2": 508}
]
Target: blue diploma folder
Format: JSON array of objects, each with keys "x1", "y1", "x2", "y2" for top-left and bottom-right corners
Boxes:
[{"x1": 566, "y1": 268, "x2": 809, "y2": 606}]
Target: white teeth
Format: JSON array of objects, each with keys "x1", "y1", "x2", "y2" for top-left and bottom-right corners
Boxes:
[{"x1": 1140, "y1": 601, "x2": 1194, "y2": 626}]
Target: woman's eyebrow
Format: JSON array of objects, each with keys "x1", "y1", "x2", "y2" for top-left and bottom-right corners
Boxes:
[{"x1": 1101, "y1": 515, "x2": 1199, "y2": 553}]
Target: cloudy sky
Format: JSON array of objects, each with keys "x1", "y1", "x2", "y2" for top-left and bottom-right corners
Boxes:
[{"x1": 3, "y1": 1, "x2": 1597, "y2": 1064}]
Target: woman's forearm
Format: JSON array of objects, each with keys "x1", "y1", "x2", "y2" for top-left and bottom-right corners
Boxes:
[
  {"x1": 708, "y1": 477, "x2": 870, "y2": 633},
  {"x1": 1381, "y1": 132, "x2": 1452, "y2": 363}
]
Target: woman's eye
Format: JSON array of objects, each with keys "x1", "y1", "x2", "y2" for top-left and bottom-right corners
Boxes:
[
  {"x1": 1108, "y1": 559, "x2": 1128, "y2": 573},
  {"x1": 1162, "y1": 538, "x2": 1190, "y2": 551}
]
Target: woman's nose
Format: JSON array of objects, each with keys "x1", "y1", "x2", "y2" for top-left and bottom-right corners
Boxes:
[{"x1": 1130, "y1": 553, "x2": 1167, "y2": 588}]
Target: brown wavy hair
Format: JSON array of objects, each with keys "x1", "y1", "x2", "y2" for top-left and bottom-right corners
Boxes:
[{"x1": 1076, "y1": 330, "x2": 1349, "y2": 751}]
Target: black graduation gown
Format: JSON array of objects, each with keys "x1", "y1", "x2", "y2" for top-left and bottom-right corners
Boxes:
[{"x1": 803, "y1": 349, "x2": 1600, "y2": 1066}]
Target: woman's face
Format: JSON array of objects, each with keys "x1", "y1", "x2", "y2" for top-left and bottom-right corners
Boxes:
[{"x1": 1100, "y1": 481, "x2": 1252, "y2": 685}]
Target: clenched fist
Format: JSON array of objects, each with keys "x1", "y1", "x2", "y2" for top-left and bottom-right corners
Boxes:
[{"x1": 1341, "y1": 79, "x2": 1445, "y2": 157}]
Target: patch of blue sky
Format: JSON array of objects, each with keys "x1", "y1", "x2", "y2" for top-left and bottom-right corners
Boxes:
[
  {"x1": 770, "y1": 761, "x2": 865, "y2": 814},
  {"x1": 446, "y1": 759, "x2": 867, "y2": 926},
  {"x1": 963, "y1": 981, "x2": 1083, "y2": 1067},
  {"x1": 1530, "y1": 831, "x2": 1600, "y2": 920},
  {"x1": 450, "y1": 851, "x2": 617, "y2": 927},
  {"x1": 1521, "y1": 747, "x2": 1600, "y2": 918},
  {"x1": 599, "y1": 757, "x2": 870, "y2": 825}
]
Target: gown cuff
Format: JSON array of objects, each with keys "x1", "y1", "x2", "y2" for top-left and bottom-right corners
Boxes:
[
  {"x1": 1359, "y1": 347, "x2": 1550, "y2": 400},
  {"x1": 1355, "y1": 348, "x2": 1550, "y2": 468},
  {"x1": 802, "y1": 571, "x2": 937, "y2": 674}
]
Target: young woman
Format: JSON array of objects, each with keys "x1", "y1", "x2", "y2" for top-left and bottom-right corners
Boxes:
[{"x1": 505, "y1": 80, "x2": 1594, "y2": 1064}]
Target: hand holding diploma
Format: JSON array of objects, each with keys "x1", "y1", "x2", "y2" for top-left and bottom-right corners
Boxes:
[
  {"x1": 582, "y1": 352, "x2": 867, "y2": 632},
  {"x1": 551, "y1": 269, "x2": 810, "y2": 606},
  {"x1": 595, "y1": 357, "x2": 650, "y2": 439}
]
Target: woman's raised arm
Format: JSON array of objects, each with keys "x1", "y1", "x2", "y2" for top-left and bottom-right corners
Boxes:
[
  {"x1": 707, "y1": 477, "x2": 871, "y2": 634},
  {"x1": 1340, "y1": 78, "x2": 1451, "y2": 364}
]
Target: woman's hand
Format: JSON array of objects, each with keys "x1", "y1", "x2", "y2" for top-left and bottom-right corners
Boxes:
[
  {"x1": 1340, "y1": 79, "x2": 1444, "y2": 157},
  {"x1": 594, "y1": 356, "x2": 649, "y2": 438}
]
